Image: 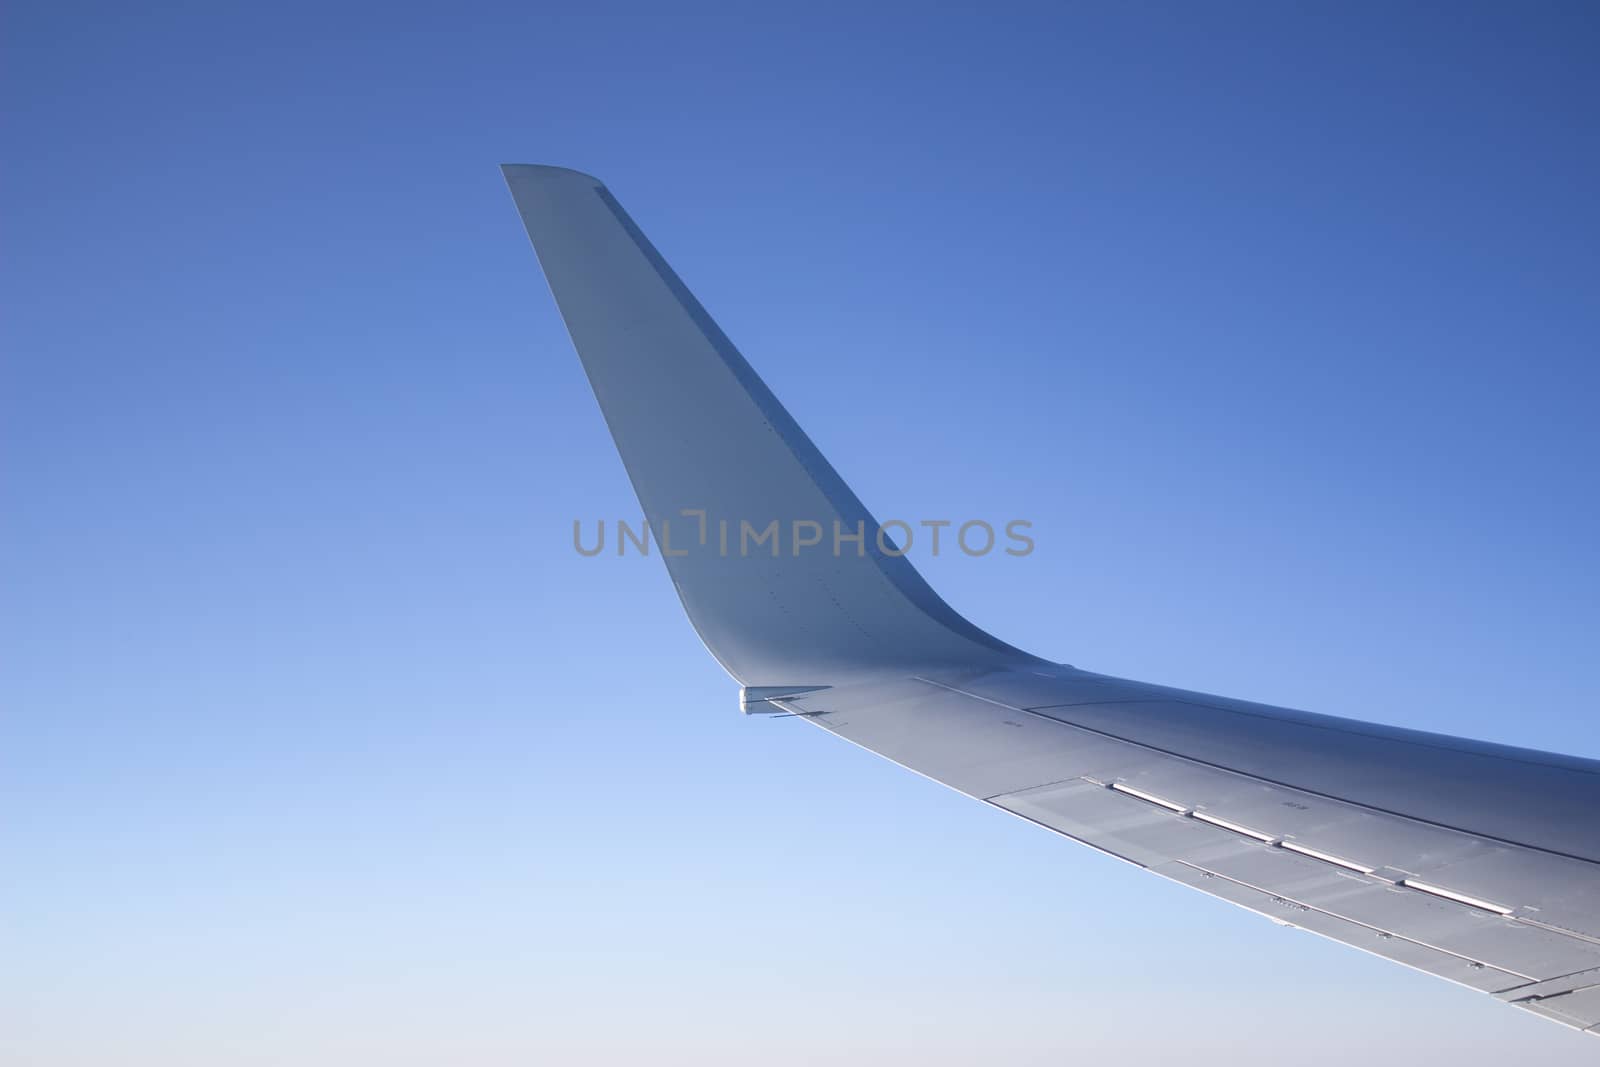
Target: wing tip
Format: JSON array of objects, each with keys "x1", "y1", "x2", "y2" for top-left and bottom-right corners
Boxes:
[{"x1": 500, "y1": 163, "x2": 606, "y2": 188}]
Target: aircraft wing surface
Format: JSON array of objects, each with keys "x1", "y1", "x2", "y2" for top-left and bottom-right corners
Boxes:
[{"x1": 502, "y1": 164, "x2": 1600, "y2": 1035}]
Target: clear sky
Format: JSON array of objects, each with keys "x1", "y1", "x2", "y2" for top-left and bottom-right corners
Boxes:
[{"x1": 4, "y1": 2, "x2": 1598, "y2": 1063}]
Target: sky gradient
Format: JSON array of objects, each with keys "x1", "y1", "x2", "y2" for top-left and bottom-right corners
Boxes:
[{"x1": 5, "y1": 3, "x2": 1599, "y2": 1063}]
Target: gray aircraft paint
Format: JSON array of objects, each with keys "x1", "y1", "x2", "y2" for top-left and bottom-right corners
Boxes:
[{"x1": 503, "y1": 164, "x2": 1600, "y2": 1036}]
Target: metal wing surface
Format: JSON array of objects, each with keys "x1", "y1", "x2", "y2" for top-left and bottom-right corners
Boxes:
[{"x1": 502, "y1": 164, "x2": 1600, "y2": 1035}]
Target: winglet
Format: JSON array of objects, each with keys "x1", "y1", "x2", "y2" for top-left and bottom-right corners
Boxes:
[{"x1": 503, "y1": 165, "x2": 1041, "y2": 685}]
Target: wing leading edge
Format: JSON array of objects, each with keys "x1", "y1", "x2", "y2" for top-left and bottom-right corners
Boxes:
[{"x1": 502, "y1": 165, "x2": 1600, "y2": 1035}]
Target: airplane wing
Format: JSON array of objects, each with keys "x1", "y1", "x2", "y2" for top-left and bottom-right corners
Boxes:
[{"x1": 502, "y1": 164, "x2": 1600, "y2": 1036}]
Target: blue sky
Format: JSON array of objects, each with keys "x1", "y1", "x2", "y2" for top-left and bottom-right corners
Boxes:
[{"x1": 4, "y1": 2, "x2": 1598, "y2": 1063}]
